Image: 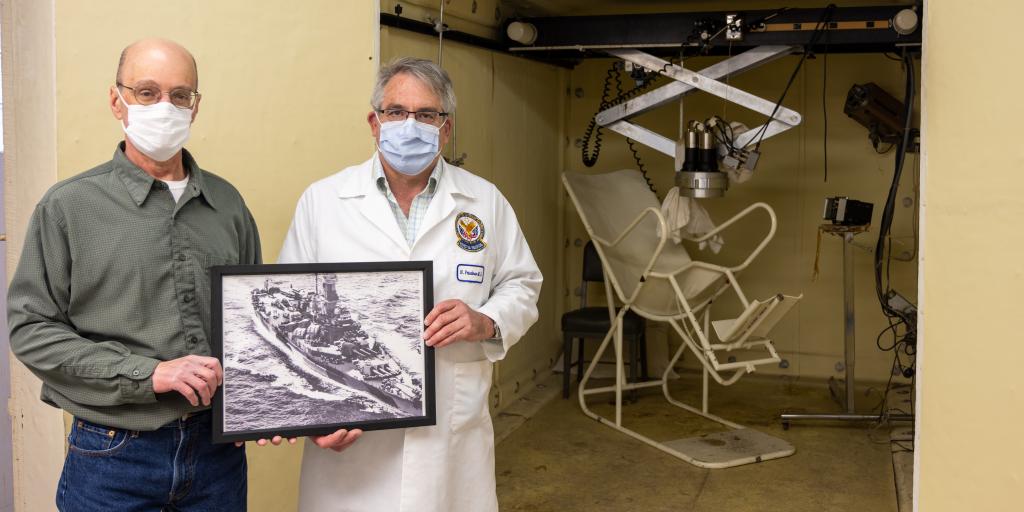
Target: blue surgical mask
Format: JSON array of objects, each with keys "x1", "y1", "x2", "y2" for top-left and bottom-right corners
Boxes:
[{"x1": 376, "y1": 116, "x2": 445, "y2": 176}]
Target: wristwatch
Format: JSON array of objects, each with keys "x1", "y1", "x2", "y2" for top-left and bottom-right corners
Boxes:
[{"x1": 488, "y1": 317, "x2": 502, "y2": 341}]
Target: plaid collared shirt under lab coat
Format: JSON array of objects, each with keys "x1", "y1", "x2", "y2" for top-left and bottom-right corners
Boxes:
[{"x1": 372, "y1": 156, "x2": 443, "y2": 247}]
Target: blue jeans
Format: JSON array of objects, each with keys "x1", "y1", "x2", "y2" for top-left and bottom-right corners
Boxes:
[{"x1": 57, "y1": 411, "x2": 246, "y2": 512}]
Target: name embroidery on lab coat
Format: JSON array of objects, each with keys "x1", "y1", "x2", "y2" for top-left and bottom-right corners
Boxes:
[
  {"x1": 456, "y1": 264, "x2": 485, "y2": 283},
  {"x1": 455, "y1": 212, "x2": 487, "y2": 252}
]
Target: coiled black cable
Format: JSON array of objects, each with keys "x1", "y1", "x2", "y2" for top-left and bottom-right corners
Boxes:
[
  {"x1": 580, "y1": 64, "x2": 619, "y2": 168},
  {"x1": 580, "y1": 62, "x2": 659, "y2": 194}
]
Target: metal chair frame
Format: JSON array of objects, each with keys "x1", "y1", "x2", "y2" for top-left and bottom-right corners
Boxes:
[{"x1": 563, "y1": 172, "x2": 801, "y2": 468}]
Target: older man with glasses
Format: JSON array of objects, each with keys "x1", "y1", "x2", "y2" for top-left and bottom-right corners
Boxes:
[
  {"x1": 275, "y1": 57, "x2": 542, "y2": 512},
  {"x1": 7, "y1": 38, "x2": 260, "y2": 511}
]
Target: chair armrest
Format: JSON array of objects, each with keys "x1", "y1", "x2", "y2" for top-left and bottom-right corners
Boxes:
[{"x1": 679, "y1": 202, "x2": 777, "y2": 273}]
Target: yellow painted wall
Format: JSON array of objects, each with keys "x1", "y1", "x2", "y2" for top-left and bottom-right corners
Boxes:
[
  {"x1": 563, "y1": 54, "x2": 919, "y2": 384},
  {"x1": 917, "y1": 1, "x2": 1024, "y2": 510},
  {"x1": 55, "y1": 1, "x2": 379, "y2": 262},
  {"x1": 2, "y1": 1, "x2": 67, "y2": 510},
  {"x1": 380, "y1": 27, "x2": 567, "y2": 409},
  {"x1": 4, "y1": 1, "x2": 380, "y2": 511}
]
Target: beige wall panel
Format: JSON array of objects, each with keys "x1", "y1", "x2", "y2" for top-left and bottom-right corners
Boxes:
[
  {"x1": 563, "y1": 53, "x2": 918, "y2": 384},
  {"x1": 3, "y1": 1, "x2": 67, "y2": 510},
  {"x1": 48, "y1": 2, "x2": 379, "y2": 511},
  {"x1": 487, "y1": 51, "x2": 564, "y2": 401},
  {"x1": 54, "y1": 1, "x2": 378, "y2": 262},
  {"x1": 381, "y1": 27, "x2": 495, "y2": 178},
  {"x1": 917, "y1": 1, "x2": 1023, "y2": 510},
  {"x1": 381, "y1": 28, "x2": 565, "y2": 407}
]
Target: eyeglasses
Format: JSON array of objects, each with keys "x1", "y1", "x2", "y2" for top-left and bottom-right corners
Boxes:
[
  {"x1": 376, "y1": 109, "x2": 448, "y2": 125},
  {"x1": 117, "y1": 82, "x2": 200, "y2": 109}
]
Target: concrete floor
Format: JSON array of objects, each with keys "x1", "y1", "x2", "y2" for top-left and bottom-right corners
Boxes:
[{"x1": 495, "y1": 372, "x2": 898, "y2": 512}]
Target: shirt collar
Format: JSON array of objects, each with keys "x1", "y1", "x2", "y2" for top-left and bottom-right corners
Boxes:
[
  {"x1": 373, "y1": 156, "x2": 443, "y2": 199},
  {"x1": 113, "y1": 143, "x2": 217, "y2": 209}
]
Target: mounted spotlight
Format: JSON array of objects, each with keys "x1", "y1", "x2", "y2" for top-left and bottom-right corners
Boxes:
[
  {"x1": 844, "y1": 82, "x2": 918, "y2": 152},
  {"x1": 506, "y1": 21, "x2": 538, "y2": 45}
]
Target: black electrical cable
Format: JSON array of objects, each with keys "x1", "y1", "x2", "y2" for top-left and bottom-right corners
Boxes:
[
  {"x1": 874, "y1": 142, "x2": 896, "y2": 154},
  {"x1": 746, "y1": 7, "x2": 792, "y2": 31},
  {"x1": 873, "y1": 51, "x2": 916, "y2": 322},
  {"x1": 580, "y1": 64, "x2": 620, "y2": 168},
  {"x1": 579, "y1": 62, "x2": 659, "y2": 194},
  {"x1": 875, "y1": 317, "x2": 905, "y2": 352},
  {"x1": 864, "y1": 52, "x2": 919, "y2": 422},
  {"x1": 822, "y1": 23, "x2": 830, "y2": 182},
  {"x1": 871, "y1": 352, "x2": 901, "y2": 414},
  {"x1": 871, "y1": 337, "x2": 915, "y2": 428},
  {"x1": 709, "y1": 116, "x2": 738, "y2": 154},
  {"x1": 746, "y1": 4, "x2": 836, "y2": 151}
]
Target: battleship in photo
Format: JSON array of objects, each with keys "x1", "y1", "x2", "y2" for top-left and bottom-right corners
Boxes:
[{"x1": 249, "y1": 274, "x2": 422, "y2": 416}]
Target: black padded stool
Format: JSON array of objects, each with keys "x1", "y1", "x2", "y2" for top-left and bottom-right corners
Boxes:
[{"x1": 561, "y1": 241, "x2": 648, "y2": 398}]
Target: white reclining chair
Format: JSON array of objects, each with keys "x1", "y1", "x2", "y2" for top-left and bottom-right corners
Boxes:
[{"x1": 562, "y1": 169, "x2": 802, "y2": 469}]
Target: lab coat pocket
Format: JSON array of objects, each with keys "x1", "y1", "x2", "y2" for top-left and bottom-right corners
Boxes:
[{"x1": 449, "y1": 360, "x2": 493, "y2": 434}]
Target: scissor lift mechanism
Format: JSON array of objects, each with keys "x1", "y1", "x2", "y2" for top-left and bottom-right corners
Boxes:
[{"x1": 595, "y1": 45, "x2": 802, "y2": 172}]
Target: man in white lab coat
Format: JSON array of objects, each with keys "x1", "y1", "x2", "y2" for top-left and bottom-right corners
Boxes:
[{"x1": 277, "y1": 57, "x2": 543, "y2": 512}]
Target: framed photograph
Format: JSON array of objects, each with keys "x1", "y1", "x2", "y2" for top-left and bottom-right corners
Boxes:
[{"x1": 210, "y1": 261, "x2": 435, "y2": 443}]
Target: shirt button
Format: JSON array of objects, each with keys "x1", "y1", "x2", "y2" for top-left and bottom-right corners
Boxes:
[
  {"x1": 187, "y1": 335, "x2": 198, "y2": 345},
  {"x1": 183, "y1": 294, "x2": 194, "y2": 303},
  {"x1": 132, "y1": 369, "x2": 140, "y2": 376},
  {"x1": 177, "y1": 253, "x2": 187, "y2": 261}
]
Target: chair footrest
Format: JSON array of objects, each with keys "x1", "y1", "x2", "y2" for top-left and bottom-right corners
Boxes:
[{"x1": 712, "y1": 293, "x2": 802, "y2": 344}]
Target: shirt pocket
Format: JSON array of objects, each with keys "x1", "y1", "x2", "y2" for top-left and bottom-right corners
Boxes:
[
  {"x1": 67, "y1": 419, "x2": 135, "y2": 457},
  {"x1": 449, "y1": 360, "x2": 493, "y2": 434}
]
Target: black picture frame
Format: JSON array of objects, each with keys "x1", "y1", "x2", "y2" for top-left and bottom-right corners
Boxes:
[{"x1": 210, "y1": 261, "x2": 435, "y2": 444}]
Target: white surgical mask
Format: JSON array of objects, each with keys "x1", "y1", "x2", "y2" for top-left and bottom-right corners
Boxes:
[
  {"x1": 376, "y1": 115, "x2": 445, "y2": 176},
  {"x1": 116, "y1": 88, "x2": 193, "y2": 162}
]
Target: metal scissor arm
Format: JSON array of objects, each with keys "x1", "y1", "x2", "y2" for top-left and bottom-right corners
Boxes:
[{"x1": 594, "y1": 45, "x2": 803, "y2": 167}]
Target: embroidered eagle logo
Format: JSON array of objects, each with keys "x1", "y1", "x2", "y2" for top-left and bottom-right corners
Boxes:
[
  {"x1": 457, "y1": 218, "x2": 480, "y2": 241},
  {"x1": 455, "y1": 212, "x2": 486, "y2": 252}
]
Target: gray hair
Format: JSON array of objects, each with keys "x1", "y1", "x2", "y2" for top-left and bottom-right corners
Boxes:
[{"x1": 371, "y1": 57, "x2": 456, "y2": 115}]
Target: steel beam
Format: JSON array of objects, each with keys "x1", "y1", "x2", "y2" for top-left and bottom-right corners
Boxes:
[{"x1": 509, "y1": 5, "x2": 922, "y2": 60}]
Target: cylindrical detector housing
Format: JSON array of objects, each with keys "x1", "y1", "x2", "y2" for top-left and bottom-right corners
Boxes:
[
  {"x1": 698, "y1": 131, "x2": 718, "y2": 172},
  {"x1": 682, "y1": 129, "x2": 700, "y2": 171},
  {"x1": 676, "y1": 171, "x2": 729, "y2": 198}
]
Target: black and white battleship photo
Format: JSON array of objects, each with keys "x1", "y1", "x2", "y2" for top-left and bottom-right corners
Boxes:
[{"x1": 218, "y1": 268, "x2": 429, "y2": 436}]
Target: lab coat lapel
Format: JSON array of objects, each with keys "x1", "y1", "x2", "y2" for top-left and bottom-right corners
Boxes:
[
  {"x1": 349, "y1": 158, "x2": 410, "y2": 256},
  {"x1": 413, "y1": 161, "x2": 459, "y2": 252}
]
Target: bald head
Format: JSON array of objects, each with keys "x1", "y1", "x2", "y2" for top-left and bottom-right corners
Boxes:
[{"x1": 116, "y1": 38, "x2": 198, "y2": 90}]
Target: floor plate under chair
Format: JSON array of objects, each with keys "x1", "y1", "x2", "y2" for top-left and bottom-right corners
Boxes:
[{"x1": 662, "y1": 428, "x2": 795, "y2": 467}]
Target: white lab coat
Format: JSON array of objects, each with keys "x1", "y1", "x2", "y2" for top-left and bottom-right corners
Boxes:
[{"x1": 278, "y1": 155, "x2": 542, "y2": 512}]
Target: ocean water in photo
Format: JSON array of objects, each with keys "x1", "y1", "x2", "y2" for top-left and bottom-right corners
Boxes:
[{"x1": 221, "y1": 271, "x2": 425, "y2": 434}]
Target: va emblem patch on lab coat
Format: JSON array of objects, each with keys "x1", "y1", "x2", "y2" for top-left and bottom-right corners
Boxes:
[{"x1": 455, "y1": 212, "x2": 487, "y2": 252}]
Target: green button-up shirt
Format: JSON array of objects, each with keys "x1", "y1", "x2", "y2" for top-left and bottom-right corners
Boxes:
[{"x1": 7, "y1": 144, "x2": 261, "y2": 431}]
